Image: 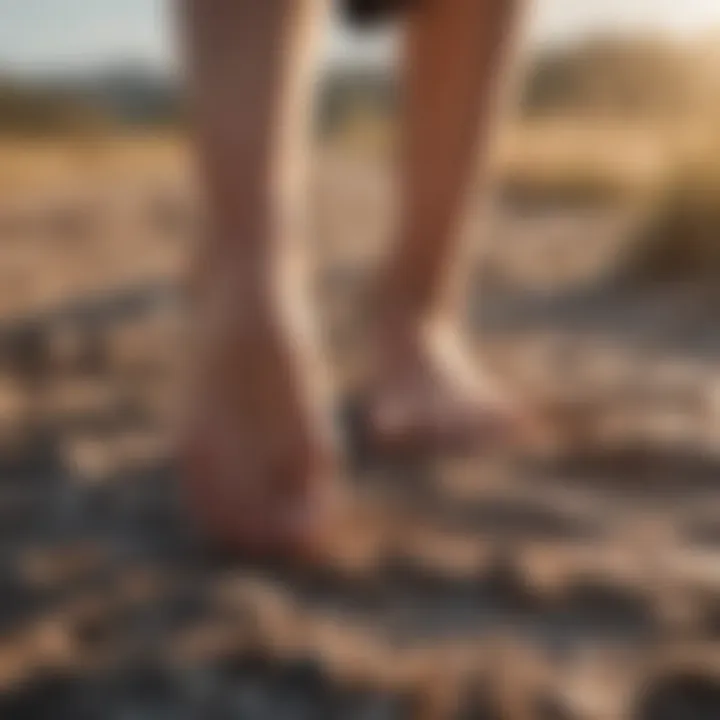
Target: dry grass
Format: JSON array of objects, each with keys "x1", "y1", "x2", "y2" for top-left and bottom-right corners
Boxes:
[
  {"x1": 0, "y1": 133, "x2": 189, "y2": 199},
  {"x1": 493, "y1": 118, "x2": 720, "y2": 281},
  {"x1": 492, "y1": 120, "x2": 671, "y2": 206},
  {"x1": 3, "y1": 111, "x2": 720, "y2": 283},
  {"x1": 620, "y1": 146, "x2": 720, "y2": 282}
]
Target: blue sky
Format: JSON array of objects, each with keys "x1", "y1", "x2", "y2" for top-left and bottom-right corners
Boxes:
[{"x1": 1, "y1": 0, "x2": 720, "y2": 75}]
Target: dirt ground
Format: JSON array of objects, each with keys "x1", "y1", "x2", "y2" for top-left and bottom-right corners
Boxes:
[{"x1": 0, "y1": 150, "x2": 719, "y2": 719}]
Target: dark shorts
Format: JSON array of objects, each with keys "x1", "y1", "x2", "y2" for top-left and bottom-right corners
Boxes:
[{"x1": 343, "y1": 0, "x2": 415, "y2": 26}]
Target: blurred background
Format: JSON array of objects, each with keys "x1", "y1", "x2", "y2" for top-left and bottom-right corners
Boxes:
[{"x1": 1, "y1": 1, "x2": 720, "y2": 718}]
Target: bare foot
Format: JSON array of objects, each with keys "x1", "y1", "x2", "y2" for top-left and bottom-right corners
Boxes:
[
  {"x1": 359, "y1": 319, "x2": 532, "y2": 458},
  {"x1": 181, "y1": 277, "x2": 339, "y2": 560}
]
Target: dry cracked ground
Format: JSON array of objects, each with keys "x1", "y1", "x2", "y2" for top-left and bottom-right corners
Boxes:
[{"x1": 0, "y1": 150, "x2": 718, "y2": 719}]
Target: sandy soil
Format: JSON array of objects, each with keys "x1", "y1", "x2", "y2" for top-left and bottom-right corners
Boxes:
[{"x1": 0, "y1": 153, "x2": 718, "y2": 718}]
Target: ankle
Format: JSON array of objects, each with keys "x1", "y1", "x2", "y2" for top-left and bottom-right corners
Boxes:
[{"x1": 371, "y1": 295, "x2": 453, "y2": 347}]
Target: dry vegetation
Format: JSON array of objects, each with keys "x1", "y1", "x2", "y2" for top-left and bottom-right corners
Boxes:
[
  {"x1": 0, "y1": 135, "x2": 188, "y2": 198},
  {"x1": 504, "y1": 36, "x2": 720, "y2": 280},
  {"x1": 4, "y1": 34, "x2": 720, "y2": 280}
]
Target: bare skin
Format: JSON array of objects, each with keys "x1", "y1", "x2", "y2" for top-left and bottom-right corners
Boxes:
[
  {"x1": 182, "y1": 0, "x2": 523, "y2": 555},
  {"x1": 362, "y1": 0, "x2": 525, "y2": 456},
  {"x1": 181, "y1": 0, "x2": 338, "y2": 557}
]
